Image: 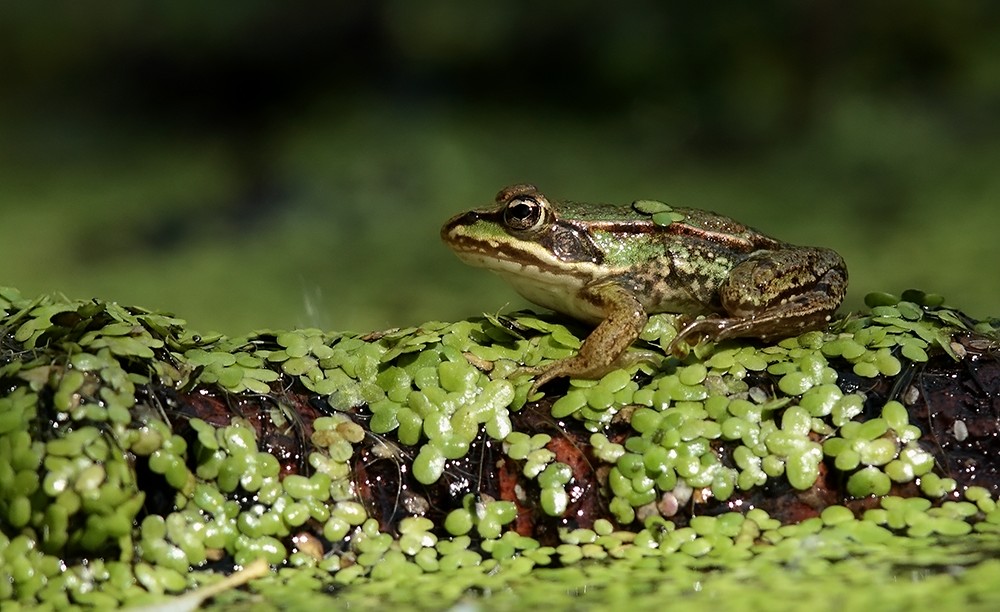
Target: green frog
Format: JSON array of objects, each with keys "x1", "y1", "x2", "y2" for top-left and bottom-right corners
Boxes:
[{"x1": 441, "y1": 184, "x2": 848, "y2": 392}]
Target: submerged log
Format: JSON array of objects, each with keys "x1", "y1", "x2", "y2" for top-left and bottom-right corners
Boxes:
[
  {"x1": 145, "y1": 332, "x2": 1000, "y2": 546},
  {"x1": 1, "y1": 286, "x2": 998, "y2": 579}
]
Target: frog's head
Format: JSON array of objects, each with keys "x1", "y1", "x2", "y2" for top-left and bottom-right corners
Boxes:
[{"x1": 440, "y1": 184, "x2": 605, "y2": 274}]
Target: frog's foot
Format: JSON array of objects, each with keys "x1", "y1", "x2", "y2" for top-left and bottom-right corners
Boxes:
[
  {"x1": 526, "y1": 348, "x2": 661, "y2": 396},
  {"x1": 526, "y1": 356, "x2": 605, "y2": 397},
  {"x1": 668, "y1": 296, "x2": 841, "y2": 357},
  {"x1": 666, "y1": 317, "x2": 730, "y2": 357},
  {"x1": 517, "y1": 365, "x2": 548, "y2": 397}
]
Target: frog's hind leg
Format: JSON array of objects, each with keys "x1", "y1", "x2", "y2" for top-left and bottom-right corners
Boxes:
[
  {"x1": 718, "y1": 247, "x2": 846, "y2": 340},
  {"x1": 670, "y1": 248, "x2": 847, "y2": 352}
]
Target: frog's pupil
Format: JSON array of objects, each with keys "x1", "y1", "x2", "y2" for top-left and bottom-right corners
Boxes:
[{"x1": 504, "y1": 198, "x2": 541, "y2": 230}]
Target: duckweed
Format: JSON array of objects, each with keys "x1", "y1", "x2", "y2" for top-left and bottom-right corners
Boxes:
[{"x1": 2, "y1": 286, "x2": 1000, "y2": 609}]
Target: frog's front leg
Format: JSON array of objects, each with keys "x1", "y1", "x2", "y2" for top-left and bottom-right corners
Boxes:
[
  {"x1": 671, "y1": 247, "x2": 847, "y2": 350},
  {"x1": 530, "y1": 281, "x2": 648, "y2": 394}
]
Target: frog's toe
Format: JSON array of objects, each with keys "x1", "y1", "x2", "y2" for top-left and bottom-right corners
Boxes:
[
  {"x1": 511, "y1": 365, "x2": 544, "y2": 396},
  {"x1": 528, "y1": 368, "x2": 562, "y2": 397},
  {"x1": 668, "y1": 317, "x2": 728, "y2": 355}
]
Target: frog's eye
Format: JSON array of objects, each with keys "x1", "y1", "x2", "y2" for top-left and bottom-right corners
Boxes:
[{"x1": 503, "y1": 196, "x2": 546, "y2": 232}]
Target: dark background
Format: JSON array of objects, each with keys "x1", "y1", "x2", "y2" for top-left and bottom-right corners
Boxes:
[{"x1": 2, "y1": 2, "x2": 998, "y2": 334}]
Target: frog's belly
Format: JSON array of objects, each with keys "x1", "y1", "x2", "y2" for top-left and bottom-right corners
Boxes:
[
  {"x1": 496, "y1": 268, "x2": 605, "y2": 324},
  {"x1": 495, "y1": 267, "x2": 711, "y2": 326}
]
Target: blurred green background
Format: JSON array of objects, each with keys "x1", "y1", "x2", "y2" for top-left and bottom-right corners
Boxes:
[{"x1": 1, "y1": 2, "x2": 998, "y2": 336}]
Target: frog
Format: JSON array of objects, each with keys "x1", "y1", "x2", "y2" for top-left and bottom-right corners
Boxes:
[{"x1": 441, "y1": 184, "x2": 848, "y2": 392}]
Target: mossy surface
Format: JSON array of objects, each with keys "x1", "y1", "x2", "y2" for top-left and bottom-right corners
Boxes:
[{"x1": 1, "y1": 286, "x2": 999, "y2": 610}]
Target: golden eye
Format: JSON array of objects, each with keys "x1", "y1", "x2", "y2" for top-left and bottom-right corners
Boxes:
[{"x1": 503, "y1": 196, "x2": 545, "y2": 231}]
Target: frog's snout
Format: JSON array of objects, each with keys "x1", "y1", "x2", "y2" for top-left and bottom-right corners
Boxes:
[{"x1": 441, "y1": 210, "x2": 480, "y2": 242}]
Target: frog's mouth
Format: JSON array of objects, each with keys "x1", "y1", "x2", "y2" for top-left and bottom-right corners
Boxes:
[
  {"x1": 443, "y1": 229, "x2": 563, "y2": 274},
  {"x1": 443, "y1": 212, "x2": 606, "y2": 269}
]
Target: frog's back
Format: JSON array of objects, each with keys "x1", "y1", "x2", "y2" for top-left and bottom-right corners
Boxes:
[
  {"x1": 667, "y1": 207, "x2": 782, "y2": 248},
  {"x1": 554, "y1": 202, "x2": 788, "y2": 317},
  {"x1": 554, "y1": 199, "x2": 784, "y2": 253},
  {"x1": 553, "y1": 199, "x2": 652, "y2": 223}
]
